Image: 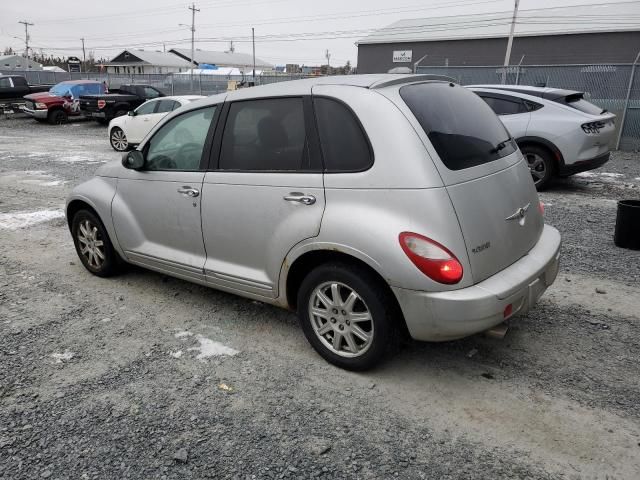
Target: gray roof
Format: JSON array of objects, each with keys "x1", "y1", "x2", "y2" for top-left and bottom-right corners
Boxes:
[
  {"x1": 106, "y1": 50, "x2": 192, "y2": 68},
  {"x1": 359, "y1": 3, "x2": 640, "y2": 45},
  {"x1": 169, "y1": 48, "x2": 272, "y2": 68}
]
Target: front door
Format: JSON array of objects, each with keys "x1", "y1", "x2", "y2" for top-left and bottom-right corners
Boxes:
[
  {"x1": 126, "y1": 99, "x2": 161, "y2": 144},
  {"x1": 201, "y1": 97, "x2": 325, "y2": 297},
  {"x1": 112, "y1": 105, "x2": 218, "y2": 282}
]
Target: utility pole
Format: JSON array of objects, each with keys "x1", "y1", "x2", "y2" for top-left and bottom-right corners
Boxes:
[
  {"x1": 502, "y1": 0, "x2": 520, "y2": 84},
  {"x1": 325, "y1": 49, "x2": 331, "y2": 74},
  {"x1": 18, "y1": 20, "x2": 34, "y2": 61},
  {"x1": 81, "y1": 37, "x2": 86, "y2": 72},
  {"x1": 188, "y1": 3, "x2": 199, "y2": 92},
  {"x1": 252, "y1": 28, "x2": 256, "y2": 81}
]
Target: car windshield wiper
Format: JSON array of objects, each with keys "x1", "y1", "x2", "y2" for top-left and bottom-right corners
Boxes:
[{"x1": 490, "y1": 138, "x2": 512, "y2": 154}]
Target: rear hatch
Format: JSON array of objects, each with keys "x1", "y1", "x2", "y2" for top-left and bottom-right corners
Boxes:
[{"x1": 399, "y1": 82, "x2": 544, "y2": 283}]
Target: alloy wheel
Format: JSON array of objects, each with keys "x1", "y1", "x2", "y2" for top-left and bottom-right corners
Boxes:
[
  {"x1": 526, "y1": 152, "x2": 546, "y2": 186},
  {"x1": 77, "y1": 219, "x2": 105, "y2": 269},
  {"x1": 308, "y1": 281, "x2": 374, "y2": 358},
  {"x1": 110, "y1": 129, "x2": 128, "y2": 151}
]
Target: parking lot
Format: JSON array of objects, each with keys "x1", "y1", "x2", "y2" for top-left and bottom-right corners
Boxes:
[{"x1": 1, "y1": 114, "x2": 640, "y2": 479}]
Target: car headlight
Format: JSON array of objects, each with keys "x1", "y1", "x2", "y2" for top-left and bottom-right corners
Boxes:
[{"x1": 35, "y1": 102, "x2": 47, "y2": 109}]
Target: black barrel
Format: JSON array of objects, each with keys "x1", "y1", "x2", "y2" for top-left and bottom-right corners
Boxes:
[{"x1": 614, "y1": 200, "x2": 640, "y2": 250}]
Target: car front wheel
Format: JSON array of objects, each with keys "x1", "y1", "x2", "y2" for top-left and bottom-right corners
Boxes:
[
  {"x1": 71, "y1": 210, "x2": 122, "y2": 277},
  {"x1": 48, "y1": 109, "x2": 67, "y2": 125},
  {"x1": 297, "y1": 262, "x2": 399, "y2": 370},
  {"x1": 110, "y1": 127, "x2": 129, "y2": 151}
]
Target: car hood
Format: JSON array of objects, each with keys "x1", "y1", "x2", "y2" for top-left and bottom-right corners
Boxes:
[
  {"x1": 24, "y1": 91, "x2": 61, "y2": 103},
  {"x1": 96, "y1": 159, "x2": 124, "y2": 178}
]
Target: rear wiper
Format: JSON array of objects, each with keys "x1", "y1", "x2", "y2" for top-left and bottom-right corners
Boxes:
[{"x1": 490, "y1": 138, "x2": 512, "y2": 154}]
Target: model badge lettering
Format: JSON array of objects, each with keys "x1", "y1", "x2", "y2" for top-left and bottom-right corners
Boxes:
[{"x1": 472, "y1": 242, "x2": 491, "y2": 254}]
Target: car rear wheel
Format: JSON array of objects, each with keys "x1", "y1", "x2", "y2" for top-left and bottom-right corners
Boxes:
[
  {"x1": 522, "y1": 144, "x2": 555, "y2": 190},
  {"x1": 114, "y1": 109, "x2": 127, "y2": 118},
  {"x1": 110, "y1": 127, "x2": 129, "y2": 152},
  {"x1": 48, "y1": 109, "x2": 67, "y2": 125},
  {"x1": 297, "y1": 262, "x2": 398, "y2": 370},
  {"x1": 71, "y1": 210, "x2": 122, "y2": 277}
]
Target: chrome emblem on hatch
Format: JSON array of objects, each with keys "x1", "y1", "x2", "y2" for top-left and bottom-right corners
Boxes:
[{"x1": 505, "y1": 203, "x2": 530, "y2": 225}]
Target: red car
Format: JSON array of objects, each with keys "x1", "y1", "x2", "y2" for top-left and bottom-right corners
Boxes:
[{"x1": 24, "y1": 80, "x2": 106, "y2": 124}]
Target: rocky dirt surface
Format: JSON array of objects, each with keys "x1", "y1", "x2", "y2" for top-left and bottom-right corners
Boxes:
[{"x1": 1, "y1": 115, "x2": 639, "y2": 479}]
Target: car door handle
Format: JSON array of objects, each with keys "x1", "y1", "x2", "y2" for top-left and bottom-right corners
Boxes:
[
  {"x1": 177, "y1": 186, "x2": 200, "y2": 197},
  {"x1": 283, "y1": 192, "x2": 316, "y2": 205}
]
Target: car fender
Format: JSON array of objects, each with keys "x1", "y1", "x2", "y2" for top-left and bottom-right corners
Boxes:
[
  {"x1": 66, "y1": 176, "x2": 123, "y2": 256},
  {"x1": 516, "y1": 135, "x2": 565, "y2": 166}
]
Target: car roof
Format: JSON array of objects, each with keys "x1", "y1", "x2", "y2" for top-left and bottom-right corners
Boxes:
[
  {"x1": 56, "y1": 80, "x2": 103, "y2": 85},
  {"x1": 468, "y1": 84, "x2": 582, "y2": 100}
]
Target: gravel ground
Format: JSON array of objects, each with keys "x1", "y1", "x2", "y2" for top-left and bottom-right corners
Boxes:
[{"x1": 1, "y1": 114, "x2": 639, "y2": 480}]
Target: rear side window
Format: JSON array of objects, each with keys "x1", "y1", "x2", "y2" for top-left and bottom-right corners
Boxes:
[
  {"x1": 400, "y1": 83, "x2": 516, "y2": 171},
  {"x1": 558, "y1": 94, "x2": 604, "y2": 115},
  {"x1": 479, "y1": 95, "x2": 527, "y2": 115},
  {"x1": 0, "y1": 78, "x2": 11, "y2": 88},
  {"x1": 144, "y1": 87, "x2": 161, "y2": 98},
  {"x1": 313, "y1": 98, "x2": 372, "y2": 172},
  {"x1": 156, "y1": 100, "x2": 178, "y2": 113},
  {"x1": 219, "y1": 98, "x2": 311, "y2": 171}
]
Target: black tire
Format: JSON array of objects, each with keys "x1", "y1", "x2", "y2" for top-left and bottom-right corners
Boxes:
[
  {"x1": 297, "y1": 262, "x2": 400, "y2": 371},
  {"x1": 97, "y1": 118, "x2": 109, "y2": 126},
  {"x1": 71, "y1": 209, "x2": 122, "y2": 277},
  {"x1": 109, "y1": 127, "x2": 129, "y2": 152},
  {"x1": 47, "y1": 109, "x2": 67, "y2": 125},
  {"x1": 114, "y1": 109, "x2": 128, "y2": 118},
  {"x1": 520, "y1": 144, "x2": 556, "y2": 190}
]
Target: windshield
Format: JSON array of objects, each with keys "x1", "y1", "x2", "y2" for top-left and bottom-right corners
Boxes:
[
  {"x1": 49, "y1": 82, "x2": 105, "y2": 97},
  {"x1": 400, "y1": 82, "x2": 517, "y2": 171}
]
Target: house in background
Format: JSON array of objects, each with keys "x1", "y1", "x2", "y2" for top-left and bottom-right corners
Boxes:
[
  {"x1": 104, "y1": 50, "x2": 192, "y2": 74},
  {"x1": 0, "y1": 55, "x2": 43, "y2": 71},
  {"x1": 169, "y1": 48, "x2": 273, "y2": 73},
  {"x1": 43, "y1": 65, "x2": 67, "y2": 73}
]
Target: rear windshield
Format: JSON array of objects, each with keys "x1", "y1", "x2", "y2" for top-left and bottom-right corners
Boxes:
[
  {"x1": 400, "y1": 82, "x2": 517, "y2": 171},
  {"x1": 559, "y1": 94, "x2": 605, "y2": 115}
]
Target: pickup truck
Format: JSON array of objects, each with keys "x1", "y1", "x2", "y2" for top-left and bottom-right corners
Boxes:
[
  {"x1": 0, "y1": 75, "x2": 50, "y2": 111},
  {"x1": 24, "y1": 80, "x2": 106, "y2": 124},
  {"x1": 80, "y1": 84, "x2": 164, "y2": 124}
]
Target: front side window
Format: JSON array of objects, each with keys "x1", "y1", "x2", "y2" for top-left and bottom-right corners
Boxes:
[
  {"x1": 145, "y1": 106, "x2": 216, "y2": 171},
  {"x1": 479, "y1": 95, "x2": 526, "y2": 115},
  {"x1": 219, "y1": 98, "x2": 310, "y2": 171},
  {"x1": 313, "y1": 97, "x2": 372, "y2": 172},
  {"x1": 400, "y1": 82, "x2": 516, "y2": 171},
  {"x1": 144, "y1": 87, "x2": 161, "y2": 98},
  {"x1": 136, "y1": 100, "x2": 158, "y2": 115}
]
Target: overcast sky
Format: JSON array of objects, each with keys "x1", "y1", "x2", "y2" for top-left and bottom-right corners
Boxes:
[{"x1": 0, "y1": 0, "x2": 631, "y2": 66}]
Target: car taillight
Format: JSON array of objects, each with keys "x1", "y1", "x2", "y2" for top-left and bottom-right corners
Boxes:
[
  {"x1": 581, "y1": 121, "x2": 605, "y2": 134},
  {"x1": 538, "y1": 201, "x2": 545, "y2": 216},
  {"x1": 399, "y1": 232, "x2": 463, "y2": 284},
  {"x1": 97, "y1": 100, "x2": 106, "y2": 109}
]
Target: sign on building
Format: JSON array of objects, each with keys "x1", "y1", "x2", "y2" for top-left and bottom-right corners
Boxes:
[{"x1": 392, "y1": 50, "x2": 412, "y2": 63}]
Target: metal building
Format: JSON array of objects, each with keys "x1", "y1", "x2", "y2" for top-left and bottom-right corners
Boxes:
[{"x1": 357, "y1": 4, "x2": 640, "y2": 73}]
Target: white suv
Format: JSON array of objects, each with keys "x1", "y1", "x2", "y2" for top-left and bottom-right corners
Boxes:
[{"x1": 469, "y1": 85, "x2": 616, "y2": 189}]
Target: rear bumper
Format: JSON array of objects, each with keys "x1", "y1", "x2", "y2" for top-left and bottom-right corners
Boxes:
[
  {"x1": 22, "y1": 107, "x2": 48, "y2": 119},
  {"x1": 559, "y1": 152, "x2": 610, "y2": 176},
  {"x1": 392, "y1": 225, "x2": 561, "y2": 342},
  {"x1": 82, "y1": 110, "x2": 106, "y2": 119}
]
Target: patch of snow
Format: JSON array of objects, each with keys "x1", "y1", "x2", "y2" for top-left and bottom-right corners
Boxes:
[
  {"x1": 174, "y1": 330, "x2": 193, "y2": 338},
  {"x1": 188, "y1": 334, "x2": 239, "y2": 360},
  {"x1": 599, "y1": 172, "x2": 624, "y2": 178},
  {"x1": 575, "y1": 172, "x2": 596, "y2": 178},
  {"x1": 51, "y1": 351, "x2": 75, "y2": 363},
  {"x1": 169, "y1": 350, "x2": 183, "y2": 359},
  {"x1": 0, "y1": 210, "x2": 64, "y2": 230},
  {"x1": 635, "y1": 177, "x2": 640, "y2": 181}
]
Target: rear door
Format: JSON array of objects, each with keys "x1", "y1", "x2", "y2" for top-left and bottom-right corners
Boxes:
[
  {"x1": 475, "y1": 91, "x2": 531, "y2": 138},
  {"x1": 201, "y1": 96, "x2": 325, "y2": 297},
  {"x1": 398, "y1": 82, "x2": 543, "y2": 283}
]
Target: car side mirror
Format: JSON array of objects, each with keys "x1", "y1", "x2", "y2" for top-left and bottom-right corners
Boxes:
[
  {"x1": 128, "y1": 110, "x2": 136, "y2": 116},
  {"x1": 122, "y1": 150, "x2": 144, "y2": 170}
]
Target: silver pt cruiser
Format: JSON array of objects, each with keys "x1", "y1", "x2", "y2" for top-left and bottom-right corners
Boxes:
[{"x1": 66, "y1": 74, "x2": 561, "y2": 370}]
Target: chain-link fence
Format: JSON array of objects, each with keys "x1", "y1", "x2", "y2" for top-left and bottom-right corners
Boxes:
[
  {"x1": 0, "y1": 69, "x2": 312, "y2": 97},
  {"x1": 4, "y1": 65, "x2": 640, "y2": 150},
  {"x1": 417, "y1": 64, "x2": 640, "y2": 151}
]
